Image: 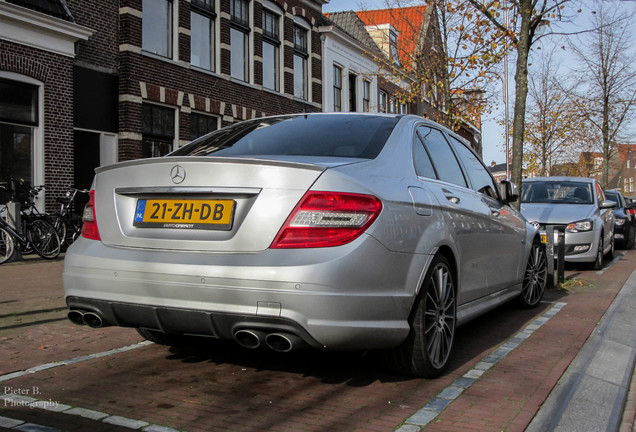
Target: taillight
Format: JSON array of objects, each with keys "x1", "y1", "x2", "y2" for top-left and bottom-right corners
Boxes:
[
  {"x1": 629, "y1": 208, "x2": 635, "y2": 216},
  {"x1": 271, "y1": 191, "x2": 382, "y2": 248},
  {"x1": 81, "y1": 190, "x2": 101, "y2": 240}
]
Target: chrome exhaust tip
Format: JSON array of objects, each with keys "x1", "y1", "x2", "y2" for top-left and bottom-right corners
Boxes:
[
  {"x1": 67, "y1": 310, "x2": 85, "y2": 326},
  {"x1": 234, "y1": 329, "x2": 266, "y2": 349},
  {"x1": 265, "y1": 333, "x2": 306, "y2": 353},
  {"x1": 82, "y1": 312, "x2": 104, "y2": 328}
]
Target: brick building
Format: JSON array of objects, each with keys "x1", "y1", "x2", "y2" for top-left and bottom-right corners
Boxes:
[
  {"x1": 0, "y1": 0, "x2": 482, "y2": 213},
  {"x1": 1, "y1": 0, "x2": 326, "y2": 210},
  {"x1": 0, "y1": 0, "x2": 92, "y2": 210}
]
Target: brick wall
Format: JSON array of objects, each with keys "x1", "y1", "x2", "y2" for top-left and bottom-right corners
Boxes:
[
  {"x1": 112, "y1": 0, "x2": 324, "y2": 162},
  {"x1": 0, "y1": 40, "x2": 74, "y2": 211},
  {"x1": 66, "y1": 0, "x2": 119, "y2": 72}
]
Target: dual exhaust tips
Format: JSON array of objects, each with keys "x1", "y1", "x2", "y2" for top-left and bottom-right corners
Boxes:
[
  {"x1": 68, "y1": 310, "x2": 306, "y2": 353},
  {"x1": 234, "y1": 329, "x2": 307, "y2": 353},
  {"x1": 67, "y1": 309, "x2": 105, "y2": 328}
]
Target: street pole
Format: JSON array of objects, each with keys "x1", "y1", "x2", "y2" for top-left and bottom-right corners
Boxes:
[{"x1": 504, "y1": 6, "x2": 510, "y2": 180}]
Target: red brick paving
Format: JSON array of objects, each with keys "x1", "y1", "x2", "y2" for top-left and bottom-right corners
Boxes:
[{"x1": 1, "y1": 252, "x2": 635, "y2": 431}]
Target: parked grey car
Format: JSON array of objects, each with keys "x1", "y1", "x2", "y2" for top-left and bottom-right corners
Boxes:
[
  {"x1": 63, "y1": 113, "x2": 546, "y2": 378},
  {"x1": 521, "y1": 177, "x2": 615, "y2": 270}
]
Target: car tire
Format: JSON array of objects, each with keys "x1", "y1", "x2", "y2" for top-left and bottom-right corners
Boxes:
[
  {"x1": 136, "y1": 328, "x2": 190, "y2": 346},
  {"x1": 383, "y1": 254, "x2": 456, "y2": 378},
  {"x1": 592, "y1": 235, "x2": 604, "y2": 270},
  {"x1": 519, "y1": 240, "x2": 547, "y2": 308}
]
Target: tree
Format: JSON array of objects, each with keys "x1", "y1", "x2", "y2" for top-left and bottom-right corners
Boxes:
[
  {"x1": 363, "y1": 0, "x2": 508, "y2": 132},
  {"x1": 522, "y1": 49, "x2": 588, "y2": 176},
  {"x1": 466, "y1": 0, "x2": 576, "y2": 197},
  {"x1": 565, "y1": 0, "x2": 636, "y2": 187}
]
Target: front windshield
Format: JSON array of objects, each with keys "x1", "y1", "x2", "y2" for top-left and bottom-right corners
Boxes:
[{"x1": 521, "y1": 181, "x2": 594, "y2": 204}]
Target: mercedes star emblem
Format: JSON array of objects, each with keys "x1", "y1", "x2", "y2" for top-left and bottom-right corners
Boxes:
[{"x1": 170, "y1": 165, "x2": 186, "y2": 184}]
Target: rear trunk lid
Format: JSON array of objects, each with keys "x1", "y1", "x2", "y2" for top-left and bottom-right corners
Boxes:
[{"x1": 92, "y1": 156, "x2": 336, "y2": 252}]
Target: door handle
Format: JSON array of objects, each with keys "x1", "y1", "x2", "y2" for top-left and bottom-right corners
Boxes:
[{"x1": 445, "y1": 195, "x2": 460, "y2": 204}]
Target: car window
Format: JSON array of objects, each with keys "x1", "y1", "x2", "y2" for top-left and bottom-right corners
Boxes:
[
  {"x1": 447, "y1": 135, "x2": 499, "y2": 199},
  {"x1": 521, "y1": 181, "x2": 594, "y2": 204},
  {"x1": 170, "y1": 114, "x2": 399, "y2": 159},
  {"x1": 417, "y1": 127, "x2": 467, "y2": 188},
  {"x1": 595, "y1": 183, "x2": 605, "y2": 205},
  {"x1": 413, "y1": 133, "x2": 437, "y2": 179}
]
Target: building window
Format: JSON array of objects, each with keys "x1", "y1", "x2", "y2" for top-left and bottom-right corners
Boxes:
[
  {"x1": 628, "y1": 160, "x2": 631, "y2": 169},
  {"x1": 362, "y1": 80, "x2": 370, "y2": 112},
  {"x1": 389, "y1": 29, "x2": 399, "y2": 64},
  {"x1": 400, "y1": 103, "x2": 408, "y2": 114},
  {"x1": 142, "y1": 104, "x2": 175, "y2": 158},
  {"x1": 230, "y1": 0, "x2": 250, "y2": 82},
  {"x1": 0, "y1": 79, "x2": 38, "y2": 184},
  {"x1": 293, "y1": 24, "x2": 308, "y2": 100},
  {"x1": 379, "y1": 91, "x2": 388, "y2": 113},
  {"x1": 333, "y1": 65, "x2": 342, "y2": 112},
  {"x1": 348, "y1": 74, "x2": 357, "y2": 112},
  {"x1": 191, "y1": 0, "x2": 216, "y2": 71},
  {"x1": 190, "y1": 113, "x2": 218, "y2": 140},
  {"x1": 631, "y1": 177, "x2": 635, "y2": 193},
  {"x1": 142, "y1": 0, "x2": 173, "y2": 58},
  {"x1": 389, "y1": 97, "x2": 398, "y2": 113},
  {"x1": 262, "y1": 8, "x2": 280, "y2": 91}
]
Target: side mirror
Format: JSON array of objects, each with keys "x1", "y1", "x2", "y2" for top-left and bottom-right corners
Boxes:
[
  {"x1": 600, "y1": 200, "x2": 616, "y2": 209},
  {"x1": 500, "y1": 180, "x2": 519, "y2": 204}
]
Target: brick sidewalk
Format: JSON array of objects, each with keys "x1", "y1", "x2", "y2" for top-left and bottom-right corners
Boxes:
[{"x1": 1, "y1": 252, "x2": 635, "y2": 431}]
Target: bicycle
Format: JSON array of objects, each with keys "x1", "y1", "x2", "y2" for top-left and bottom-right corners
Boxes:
[
  {"x1": 6, "y1": 179, "x2": 72, "y2": 247},
  {"x1": 0, "y1": 183, "x2": 61, "y2": 264},
  {"x1": 52, "y1": 186, "x2": 88, "y2": 246}
]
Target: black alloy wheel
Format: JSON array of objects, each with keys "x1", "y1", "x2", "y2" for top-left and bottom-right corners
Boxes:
[
  {"x1": 384, "y1": 254, "x2": 456, "y2": 378},
  {"x1": 519, "y1": 240, "x2": 547, "y2": 308}
]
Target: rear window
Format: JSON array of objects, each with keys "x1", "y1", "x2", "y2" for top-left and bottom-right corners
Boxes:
[
  {"x1": 170, "y1": 114, "x2": 399, "y2": 159},
  {"x1": 521, "y1": 181, "x2": 594, "y2": 205}
]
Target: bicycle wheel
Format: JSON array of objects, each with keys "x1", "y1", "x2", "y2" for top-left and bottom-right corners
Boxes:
[
  {"x1": 26, "y1": 219, "x2": 61, "y2": 259},
  {"x1": 48, "y1": 214, "x2": 67, "y2": 246},
  {"x1": 0, "y1": 227, "x2": 15, "y2": 264}
]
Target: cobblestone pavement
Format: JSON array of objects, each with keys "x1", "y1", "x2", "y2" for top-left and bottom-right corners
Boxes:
[{"x1": 1, "y1": 250, "x2": 635, "y2": 432}]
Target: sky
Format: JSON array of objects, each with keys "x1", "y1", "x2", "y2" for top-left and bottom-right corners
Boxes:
[{"x1": 323, "y1": 0, "x2": 636, "y2": 167}]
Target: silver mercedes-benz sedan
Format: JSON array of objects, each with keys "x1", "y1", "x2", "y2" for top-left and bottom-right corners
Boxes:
[
  {"x1": 520, "y1": 177, "x2": 615, "y2": 270},
  {"x1": 63, "y1": 113, "x2": 546, "y2": 377}
]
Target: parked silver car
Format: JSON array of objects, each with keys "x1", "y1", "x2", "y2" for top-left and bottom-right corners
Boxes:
[
  {"x1": 63, "y1": 113, "x2": 546, "y2": 377},
  {"x1": 521, "y1": 177, "x2": 615, "y2": 270}
]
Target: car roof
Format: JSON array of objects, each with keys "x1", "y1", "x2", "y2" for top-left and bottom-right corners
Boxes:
[{"x1": 523, "y1": 176, "x2": 595, "y2": 184}]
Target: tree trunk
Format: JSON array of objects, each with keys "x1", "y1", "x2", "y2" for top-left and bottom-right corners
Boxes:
[{"x1": 511, "y1": 0, "x2": 533, "y2": 203}]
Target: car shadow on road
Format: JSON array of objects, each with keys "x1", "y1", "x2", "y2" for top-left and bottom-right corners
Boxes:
[{"x1": 160, "y1": 288, "x2": 570, "y2": 386}]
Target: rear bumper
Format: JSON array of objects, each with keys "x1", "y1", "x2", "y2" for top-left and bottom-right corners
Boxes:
[{"x1": 63, "y1": 235, "x2": 429, "y2": 350}]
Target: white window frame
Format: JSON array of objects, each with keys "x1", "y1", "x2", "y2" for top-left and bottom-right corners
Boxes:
[
  {"x1": 333, "y1": 64, "x2": 342, "y2": 112},
  {"x1": 379, "y1": 90, "x2": 388, "y2": 113},
  {"x1": 190, "y1": 0, "x2": 218, "y2": 72},
  {"x1": 0, "y1": 71, "x2": 44, "y2": 209},
  {"x1": 141, "y1": 102, "x2": 178, "y2": 157},
  {"x1": 293, "y1": 16, "x2": 311, "y2": 101},
  {"x1": 362, "y1": 80, "x2": 371, "y2": 112},
  {"x1": 230, "y1": 0, "x2": 252, "y2": 83},
  {"x1": 142, "y1": 0, "x2": 178, "y2": 60},
  {"x1": 261, "y1": 0, "x2": 283, "y2": 92}
]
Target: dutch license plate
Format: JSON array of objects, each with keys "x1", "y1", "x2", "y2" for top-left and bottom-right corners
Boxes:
[
  {"x1": 133, "y1": 199, "x2": 235, "y2": 230},
  {"x1": 540, "y1": 234, "x2": 547, "y2": 244}
]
